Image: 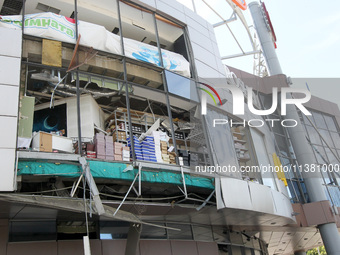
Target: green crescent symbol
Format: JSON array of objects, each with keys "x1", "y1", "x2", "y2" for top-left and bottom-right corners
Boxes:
[{"x1": 199, "y1": 88, "x2": 217, "y2": 105}]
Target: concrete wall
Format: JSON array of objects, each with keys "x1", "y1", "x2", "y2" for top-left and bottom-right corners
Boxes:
[
  {"x1": 0, "y1": 27, "x2": 22, "y2": 191},
  {"x1": 2, "y1": 239, "x2": 218, "y2": 255}
]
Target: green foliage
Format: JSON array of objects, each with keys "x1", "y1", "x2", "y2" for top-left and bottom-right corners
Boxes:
[{"x1": 307, "y1": 246, "x2": 326, "y2": 255}]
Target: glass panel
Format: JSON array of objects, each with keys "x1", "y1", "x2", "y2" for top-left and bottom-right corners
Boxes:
[
  {"x1": 99, "y1": 221, "x2": 129, "y2": 239},
  {"x1": 302, "y1": 111, "x2": 312, "y2": 126},
  {"x1": 306, "y1": 125, "x2": 322, "y2": 145},
  {"x1": 167, "y1": 223, "x2": 193, "y2": 240},
  {"x1": 141, "y1": 223, "x2": 167, "y2": 239},
  {"x1": 250, "y1": 129, "x2": 277, "y2": 190},
  {"x1": 165, "y1": 70, "x2": 198, "y2": 101},
  {"x1": 119, "y1": 1, "x2": 160, "y2": 68},
  {"x1": 242, "y1": 235, "x2": 254, "y2": 248},
  {"x1": 313, "y1": 145, "x2": 328, "y2": 164},
  {"x1": 331, "y1": 132, "x2": 340, "y2": 149},
  {"x1": 259, "y1": 93, "x2": 276, "y2": 112},
  {"x1": 156, "y1": 14, "x2": 191, "y2": 77},
  {"x1": 212, "y1": 226, "x2": 231, "y2": 244},
  {"x1": 280, "y1": 157, "x2": 294, "y2": 179},
  {"x1": 77, "y1": 1, "x2": 119, "y2": 32},
  {"x1": 192, "y1": 225, "x2": 213, "y2": 241},
  {"x1": 231, "y1": 246, "x2": 242, "y2": 255},
  {"x1": 253, "y1": 239, "x2": 261, "y2": 250},
  {"x1": 275, "y1": 134, "x2": 290, "y2": 157},
  {"x1": 268, "y1": 114, "x2": 284, "y2": 135},
  {"x1": 23, "y1": 1, "x2": 121, "y2": 54},
  {"x1": 324, "y1": 115, "x2": 338, "y2": 132},
  {"x1": 218, "y1": 244, "x2": 231, "y2": 254},
  {"x1": 288, "y1": 179, "x2": 305, "y2": 203},
  {"x1": 312, "y1": 111, "x2": 327, "y2": 129},
  {"x1": 244, "y1": 248, "x2": 253, "y2": 255},
  {"x1": 204, "y1": 109, "x2": 240, "y2": 177},
  {"x1": 169, "y1": 96, "x2": 210, "y2": 167},
  {"x1": 319, "y1": 129, "x2": 334, "y2": 147},
  {"x1": 10, "y1": 221, "x2": 56, "y2": 242},
  {"x1": 325, "y1": 148, "x2": 339, "y2": 164},
  {"x1": 229, "y1": 231, "x2": 243, "y2": 245}
]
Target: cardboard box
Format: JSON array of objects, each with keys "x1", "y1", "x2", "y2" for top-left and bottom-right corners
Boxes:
[
  {"x1": 32, "y1": 131, "x2": 73, "y2": 153},
  {"x1": 122, "y1": 150, "x2": 130, "y2": 157},
  {"x1": 114, "y1": 155, "x2": 123, "y2": 161},
  {"x1": 97, "y1": 154, "x2": 106, "y2": 159},
  {"x1": 87, "y1": 144, "x2": 95, "y2": 151},
  {"x1": 35, "y1": 132, "x2": 52, "y2": 152},
  {"x1": 87, "y1": 151, "x2": 96, "y2": 159}
]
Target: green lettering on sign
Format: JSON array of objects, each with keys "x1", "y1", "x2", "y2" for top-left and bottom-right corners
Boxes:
[
  {"x1": 29, "y1": 19, "x2": 41, "y2": 27},
  {"x1": 59, "y1": 23, "x2": 66, "y2": 32},
  {"x1": 51, "y1": 20, "x2": 58, "y2": 29},
  {"x1": 66, "y1": 28, "x2": 74, "y2": 37},
  {"x1": 41, "y1": 19, "x2": 51, "y2": 27}
]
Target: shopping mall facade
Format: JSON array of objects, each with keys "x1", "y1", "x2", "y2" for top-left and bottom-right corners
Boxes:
[{"x1": 0, "y1": 0, "x2": 340, "y2": 254}]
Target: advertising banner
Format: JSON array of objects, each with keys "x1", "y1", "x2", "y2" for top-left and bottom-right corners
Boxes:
[{"x1": 0, "y1": 12, "x2": 190, "y2": 77}]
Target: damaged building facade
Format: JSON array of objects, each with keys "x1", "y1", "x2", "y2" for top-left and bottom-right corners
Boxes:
[{"x1": 0, "y1": 0, "x2": 340, "y2": 254}]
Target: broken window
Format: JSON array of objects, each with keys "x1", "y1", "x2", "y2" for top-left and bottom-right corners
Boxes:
[
  {"x1": 119, "y1": 1, "x2": 160, "y2": 68},
  {"x1": 156, "y1": 14, "x2": 191, "y2": 77},
  {"x1": 169, "y1": 95, "x2": 211, "y2": 167}
]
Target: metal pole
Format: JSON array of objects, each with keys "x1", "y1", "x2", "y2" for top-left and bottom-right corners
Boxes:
[
  {"x1": 74, "y1": 0, "x2": 82, "y2": 155},
  {"x1": 113, "y1": 171, "x2": 139, "y2": 216},
  {"x1": 116, "y1": 0, "x2": 136, "y2": 161},
  {"x1": 152, "y1": 13, "x2": 179, "y2": 161},
  {"x1": 249, "y1": 2, "x2": 340, "y2": 253}
]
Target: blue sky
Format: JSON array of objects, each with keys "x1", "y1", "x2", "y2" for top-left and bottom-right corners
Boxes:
[
  {"x1": 180, "y1": 0, "x2": 340, "y2": 104},
  {"x1": 262, "y1": 0, "x2": 340, "y2": 78}
]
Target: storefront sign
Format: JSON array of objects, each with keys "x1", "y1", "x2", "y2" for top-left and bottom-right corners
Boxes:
[
  {"x1": 232, "y1": 0, "x2": 247, "y2": 10},
  {"x1": 0, "y1": 12, "x2": 190, "y2": 77}
]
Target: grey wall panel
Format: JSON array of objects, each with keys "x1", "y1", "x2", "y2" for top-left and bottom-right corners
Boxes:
[
  {"x1": 58, "y1": 240, "x2": 84, "y2": 255},
  {"x1": 89, "y1": 240, "x2": 102, "y2": 255},
  {"x1": 140, "y1": 240, "x2": 171, "y2": 255},
  {"x1": 0, "y1": 219, "x2": 8, "y2": 255},
  {"x1": 102, "y1": 240, "x2": 128, "y2": 255},
  {"x1": 171, "y1": 240, "x2": 198, "y2": 255},
  {"x1": 248, "y1": 181, "x2": 274, "y2": 214},
  {"x1": 7, "y1": 241, "x2": 57, "y2": 255},
  {"x1": 0, "y1": 28, "x2": 22, "y2": 58},
  {"x1": 220, "y1": 178, "x2": 253, "y2": 211},
  {"x1": 58, "y1": 240, "x2": 102, "y2": 255},
  {"x1": 0, "y1": 148, "x2": 16, "y2": 191},
  {"x1": 196, "y1": 242, "x2": 219, "y2": 255}
]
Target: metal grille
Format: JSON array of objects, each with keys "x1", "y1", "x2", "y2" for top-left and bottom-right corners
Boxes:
[{"x1": 0, "y1": 0, "x2": 23, "y2": 15}]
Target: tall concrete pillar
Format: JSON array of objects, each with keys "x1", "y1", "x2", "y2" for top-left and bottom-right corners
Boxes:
[
  {"x1": 249, "y1": 2, "x2": 340, "y2": 254},
  {"x1": 294, "y1": 250, "x2": 306, "y2": 255},
  {"x1": 0, "y1": 219, "x2": 8, "y2": 255},
  {"x1": 125, "y1": 223, "x2": 142, "y2": 255}
]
